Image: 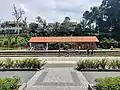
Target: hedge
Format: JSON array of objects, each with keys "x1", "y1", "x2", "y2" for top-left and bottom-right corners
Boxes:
[
  {"x1": 96, "y1": 77, "x2": 120, "y2": 90},
  {"x1": 0, "y1": 76, "x2": 20, "y2": 90},
  {"x1": 0, "y1": 58, "x2": 46, "y2": 69},
  {"x1": 76, "y1": 58, "x2": 120, "y2": 70}
]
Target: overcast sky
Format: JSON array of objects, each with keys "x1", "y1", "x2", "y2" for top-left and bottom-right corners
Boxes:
[{"x1": 0, "y1": 0, "x2": 102, "y2": 22}]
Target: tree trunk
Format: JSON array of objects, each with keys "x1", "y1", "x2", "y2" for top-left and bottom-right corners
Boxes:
[{"x1": 16, "y1": 20, "x2": 19, "y2": 35}]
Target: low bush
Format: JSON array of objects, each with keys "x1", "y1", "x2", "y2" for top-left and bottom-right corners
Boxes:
[
  {"x1": 76, "y1": 58, "x2": 120, "y2": 70},
  {"x1": 99, "y1": 58, "x2": 108, "y2": 69},
  {"x1": 96, "y1": 77, "x2": 120, "y2": 90},
  {"x1": 0, "y1": 58, "x2": 46, "y2": 69},
  {"x1": 0, "y1": 76, "x2": 20, "y2": 90},
  {"x1": 76, "y1": 58, "x2": 108, "y2": 70}
]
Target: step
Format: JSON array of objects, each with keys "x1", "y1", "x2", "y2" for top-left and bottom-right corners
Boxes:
[
  {"x1": 27, "y1": 86, "x2": 87, "y2": 90},
  {"x1": 45, "y1": 63, "x2": 76, "y2": 68},
  {"x1": 45, "y1": 61, "x2": 77, "y2": 68}
]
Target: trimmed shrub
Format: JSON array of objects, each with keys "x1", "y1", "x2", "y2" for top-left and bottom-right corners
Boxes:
[
  {"x1": 0, "y1": 76, "x2": 20, "y2": 90},
  {"x1": 96, "y1": 77, "x2": 120, "y2": 90},
  {"x1": 76, "y1": 58, "x2": 120, "y2": 70},
  {"x1": 76, "y1": 60, "x2": 86, "y2": 70},
  {"x1": 0, "y1": 58, "x2": 46, "y2": 69},
  {"x1": 99, "y1": 58, "x2": 108, "y2": 69},
  {"x1": 76, "y1": 59, "x2": 101, "y2": 70},
  {"x1": 108, "y1": 60, "x2": 117, "y2": 69},
  {"x1": 100, "y1": 38, "x2": 118, "y2": 49}
]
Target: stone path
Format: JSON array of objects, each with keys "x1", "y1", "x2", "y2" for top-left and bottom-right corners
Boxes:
[{"x1": 26, "y1": 68, "x2": 89, "y2": 90}]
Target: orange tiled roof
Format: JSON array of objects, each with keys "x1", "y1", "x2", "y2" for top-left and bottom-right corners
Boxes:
[{"x1": 29, "y1": 36, "x2": 99, "y2": 43}]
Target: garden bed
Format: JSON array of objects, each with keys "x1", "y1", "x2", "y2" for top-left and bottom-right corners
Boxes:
[
  {"x1": 0, "y1": 71, "x2": 37, "y2": 85},
  {"x1": 76, "y1": 58, "x2": 120, "y2": 71},
  {"x1": 82, "y1": 71, "x2": 120, "y2": 84},
  {"x1": 0, "y1": 68, "x2": 40, "y2": 71},
  {"x1": 0, "y1": 76, "x2": 20, "y2": 90},
  {"x1": 0, "y1": 58, "x2": 46, "y2": 69},
  {"x1": 87, "y1": 75, "x2": 120, "y2": 90},
  {"x1": 0, "y1": 58, "x2": 45, "y2": 86},
  {"x1": 80, "y1": 69, "x2": 120, "y2": 71}
]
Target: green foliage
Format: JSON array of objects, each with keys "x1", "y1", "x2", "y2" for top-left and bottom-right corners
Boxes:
[
  {"x1": 0, "y1": 58, "x2": 46, "y2": 69},
  {"x1": 16, "y1": 58, "x2": 46, "y2": 69},
  {"x1": 0, "y1": 76, "x2": 20, "y2": 90},
  {"x1": 0, "y1": 35, "x2": 28, "y2": 49},
  {"x1": 100, "y1": 38, "x2": 118, "y2": 49},
  {"x1": 77, "y1": 60, "x2": 86, "y2": 70},
  {"x1": 96, "y1": 77, "x2": 120, "y2": 90},
  {"x1": 115, "y1": 60, "x2": 120, "y2": 69},
  {"x1": 108, "y1": 60, "x2": 117, "y2": 69},
  {"x1": 76, "y1": 58, "x2": 120, "y2": 70},
  {"x1": 76, "y1": 59, "x2": 101, "y2": 70},
  {"x1": 99, "y1": 58, "x2": 108, "y2": 69},
  {"x1": 108, "y1": 59, "x2": 120, "y2": 69},
  {"x1": 17, "y1": 36, "x2": 27, "y2": 47},
  {"x1": 4, "y1": 58, "x2": 14, "y2": 69},
  {"x1": 2, "y1": 0, "x2": 120, "y2": 48}
]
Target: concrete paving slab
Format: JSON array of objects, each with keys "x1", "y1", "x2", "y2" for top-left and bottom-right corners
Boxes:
[{"x1": 26, "y1": 68, "x2": 88, "y2": 90}]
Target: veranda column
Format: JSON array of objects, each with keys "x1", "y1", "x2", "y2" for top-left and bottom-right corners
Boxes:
[
  {"x1": 46, "y1": 43, "x2": 49, "y2": 50},
  {"x1": 29, "y1": 43, "x2": 32, "y2": 48}
]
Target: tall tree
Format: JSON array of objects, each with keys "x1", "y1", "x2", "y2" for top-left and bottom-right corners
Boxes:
[
  {"x1": 22, "y1": 17, "x2": 28, "y2": 34},
  {"x1": 83, "y1": 0, "x2": 120, "y2": 40},
  {"x1": 100, "y1": 0, "x2": 120, "y2": 40},
  {"x1": 36, "y1": 16, "x2": 48, "y2": 36},
  {"x1": 83, "y1": 7, "x2": 102, "y2": 34},
  {"x1": 29, "y1": 22, "x2": 38, "y2": 35},
  {"x1": 50, "y1": 22, "x2": 60, "y2": 36},
  {"x1": 12, "y1": 4, "x2": 25, "y2": 35},
  {"x1": 59, "y1": 16, "x2": 72, "y2": 36}
]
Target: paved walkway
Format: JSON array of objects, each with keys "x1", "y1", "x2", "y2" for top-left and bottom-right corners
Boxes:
[{"x1": 26, "y1": 68, "x2": 89, "y2": 90}]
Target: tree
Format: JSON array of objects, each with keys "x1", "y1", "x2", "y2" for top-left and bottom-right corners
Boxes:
[
  {"x1": 36, "y1": 16, "x2": 48, "y2": 36},
  {"x1": 59, "y1": 16, "x2": 72, "y2": 36},
  {"x1": 12, "y1": 4, "x2": 25, "y2": 47},
  {"x1": 29, "y1": 22, "x2": 38, "y2": 35},
  {"x1": 83, "y1": 7, "x2": 103, "y2": 35},
  {"x1": 74, "y1": 23, "x2": 82, "y2": 36},
  {"x1": 12, "y1": 4, "x2": 25, "y2": 35},
  {"x1": 52, "y1": 22, "x2": 60, "y2": 36},
  {"x1": 83, "y1": 0, "x2": 120, "y2": 41},
  {"x1": 100, "y1": 0, "x2": 120, "y2": 40},
  {"x1": 0, "y1": 18, "x2": 1, "y2": 21},
  {"x1": 22, "y1": 17, "x2": 28, "y2": 34},
  {"x1": 64, "y1": 17, "x2": 71, "y2": 23},
  {"x1": 100, "y1": 38, "x2": 118, "y2": 49}
]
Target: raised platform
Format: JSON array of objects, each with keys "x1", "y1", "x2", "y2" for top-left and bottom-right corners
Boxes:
[{"x1": 0, "y1": 50, "x2": 120, "y2": 57}]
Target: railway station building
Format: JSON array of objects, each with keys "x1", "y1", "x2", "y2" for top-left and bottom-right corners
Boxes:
[{"x1": 29, "y1": 36, "x2": 99, "y2": 50}]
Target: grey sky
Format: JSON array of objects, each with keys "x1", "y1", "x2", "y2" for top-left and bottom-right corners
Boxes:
[{"x1": 0, "y1": 0, "x2": 102, "y2": 22}]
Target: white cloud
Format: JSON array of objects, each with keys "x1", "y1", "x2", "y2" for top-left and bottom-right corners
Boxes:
[
  {"x1": 20, "y1": 4, "x2": 30, "y2": 12},
  {"x1": 0, "y1": 0, "x2": 103, "y2": 22}
]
